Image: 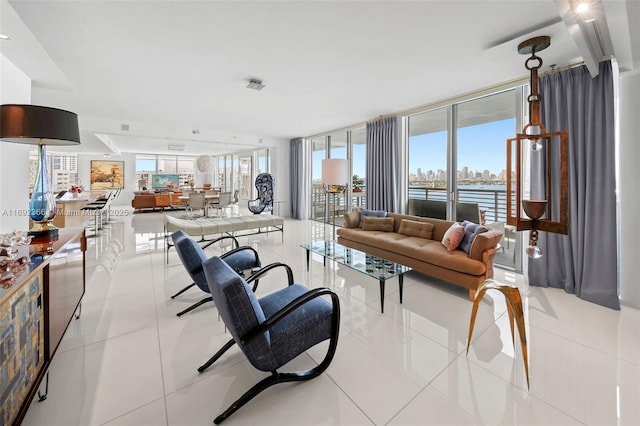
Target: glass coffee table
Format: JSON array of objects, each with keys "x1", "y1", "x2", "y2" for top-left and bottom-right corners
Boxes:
[{"x1": 301, "y1": 240, "x2": 411, "y2": 313}]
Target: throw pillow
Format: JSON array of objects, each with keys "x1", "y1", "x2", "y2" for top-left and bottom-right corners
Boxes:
[
  {"x1": 398, "y1": 219, "x2": 434, "y2": 239},
  {"x1": 441, "y1": 222, "x2": 465, "y2": 251},
  {"x1": 344, "y1": 210, "x2": 362, "y2": 229},
  {"x1": 359, "y1": 209, "x2": 387, "y2": 227},
  {"x1": 458, "y1": 220, "x2": 489, "y2": 255},
  {"x1": 362, "y1": 216, "x2": 395, "y2": 232}
]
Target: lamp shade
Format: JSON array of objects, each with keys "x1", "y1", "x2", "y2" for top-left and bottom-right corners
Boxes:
[
  {"x1": 196, "y1": 155, "x2": 214, "y2": 173},
  {"x1": 0, "y1": 104, "x2": 80, "y2": 146},
  {"x1": 321, "y1": 158, "x2": 349, "y2": 185}
]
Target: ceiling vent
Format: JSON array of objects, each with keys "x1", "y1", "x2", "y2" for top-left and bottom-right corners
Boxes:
[
  {"x1": 583, "y1": 19, "x2": 613, "y2": 59},
  {"x1": 246, "y1": 79, "x2": 265, "y2": 90},
  {"x1": 168, "y1": 144, "x2": 185, "y2": 151}
]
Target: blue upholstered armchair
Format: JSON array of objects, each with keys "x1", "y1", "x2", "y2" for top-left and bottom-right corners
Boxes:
[
  {"x1": 200, "y1": 256, "x2": 340, "y2": 424},
  {"x1": 247, "y1": 173, "x2": 274, "y2": 214},
  {"x1": 170, "y1": 231, "x2": 261, "y2": 317}
]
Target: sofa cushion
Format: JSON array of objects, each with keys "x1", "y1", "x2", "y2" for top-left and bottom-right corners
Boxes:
[
  {"x1": 340, "y1": 230, "x2": 486, "y2": 276},
  {"x1": 398, "y1": 219, "x2": 434, "y2": 240},
  {"x1": 441, "y1": 222, "x2": 465, "y2": 251},
  {"x1": 458, "y1": 220, "x2": 488, "y2": 255},
  {"x1": 362, "y1": 216, "x2": 394, "y2": 232},
  {"x1": 359, "y1": 209, "x2": 387, "y2": 227},
  {"x1": 344, "y1": 210, "x2": 361, "y2": 228}
]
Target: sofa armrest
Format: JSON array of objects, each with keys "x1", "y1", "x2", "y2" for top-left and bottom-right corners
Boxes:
[{"x1": 469, "y1": 229, "x2": 502, "y2": 262}]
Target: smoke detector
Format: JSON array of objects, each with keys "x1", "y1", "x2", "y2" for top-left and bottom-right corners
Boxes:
[{"x1": 246, "y1": 79, "x2": 265, "y2": 90}]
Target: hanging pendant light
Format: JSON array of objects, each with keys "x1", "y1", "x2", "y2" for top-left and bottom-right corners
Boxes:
[{"x1": 506, "y1": 36, "x2": 569, "y2": 258}]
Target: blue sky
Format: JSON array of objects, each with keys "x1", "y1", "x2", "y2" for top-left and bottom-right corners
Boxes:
[
  {"x1": 409, "y1": 118, "x2": 514, "y2": 176},
  {"x1": 312, "y1": 118, "x2": 515, "y2": 180}
]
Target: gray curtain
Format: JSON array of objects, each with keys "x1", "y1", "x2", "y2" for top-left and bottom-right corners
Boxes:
[
  {"x1": 290, "y1": 138, "x2": 308, "y2": 219},
  {"x1": 366, "y1": 116, "x2": 399, "y2": 212},
  {"x1": 529, "y1": 60, "x2": 619, "y2": 310}
]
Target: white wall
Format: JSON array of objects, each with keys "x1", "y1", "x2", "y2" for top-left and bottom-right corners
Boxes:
[
  {"x1": 619, "y1": 72, "x2": 640, "y2": 308},
  {"x1": 0, "y1": 54, "x2": 32, "y2": 233}
]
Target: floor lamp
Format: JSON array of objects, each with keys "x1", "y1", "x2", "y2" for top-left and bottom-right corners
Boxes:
[
  {"x1": 0, "y1": 104, "x2": 81, "y2": 238},
  {"x1": 321, "y1": 158, "x2": 349, "y2": 240}
]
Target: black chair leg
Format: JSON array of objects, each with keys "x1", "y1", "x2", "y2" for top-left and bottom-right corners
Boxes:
[
  {"x1": 198, "y1": 338, "x2": 236, "y2": 373},
  {"x1": 171, "y1": 283, "x2": 196, "y2": 299},
  {"x1": 213, "y1": 359, "x2": 334, "y2": 424},
  {"x1": 176, "y1": 296, "x2": 213, "y2": 317},
  {"x1": 213, "y1": 292, "x2": 341, "y2": 424}
]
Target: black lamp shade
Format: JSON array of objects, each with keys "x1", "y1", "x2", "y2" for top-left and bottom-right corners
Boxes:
[{"x1": 0, "y1": 104, "x2": 80, "y2": 146}]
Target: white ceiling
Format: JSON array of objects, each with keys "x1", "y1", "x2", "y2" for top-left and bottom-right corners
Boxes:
[{"x1": 1, "y1": 0, "x2": 638, "y2": 156}]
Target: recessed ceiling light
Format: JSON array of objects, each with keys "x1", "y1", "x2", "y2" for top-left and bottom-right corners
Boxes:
[
  {"x1": 246, "y1": 79, "x2": 265, "y2": 91},
  {"x1": 576, "y1": 2, "x2": 589, "y2": 14},
  {"x1": 0, "y1": 34, "x2": 11, "y2": 40}
]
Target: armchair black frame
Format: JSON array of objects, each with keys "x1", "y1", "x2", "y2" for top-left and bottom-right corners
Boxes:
[
  {"x1": 200, "y1": 259, "x2": 340, "y2": 424},
  {"x1": 170, "y1": 231, "x2": 261, "y2": 317}
]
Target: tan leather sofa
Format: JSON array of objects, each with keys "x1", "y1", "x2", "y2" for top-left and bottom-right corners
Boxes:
[{"x1": 337, "y1": 211, "x2": 502, "y2": 300}]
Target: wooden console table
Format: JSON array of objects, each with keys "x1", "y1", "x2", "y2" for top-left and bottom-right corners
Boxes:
[{"x1": 0, "y1": 228, "x2": 86, "y2": 425}]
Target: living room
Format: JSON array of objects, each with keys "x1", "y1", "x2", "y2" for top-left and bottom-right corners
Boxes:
[{"x1": 1, "y1": 1, "x2": 639, "y2": 425}]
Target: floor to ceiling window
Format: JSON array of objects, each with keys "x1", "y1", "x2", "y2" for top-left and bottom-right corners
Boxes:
[
  {"x1": 408, "y1": 106, "x2": 449, "y2": 206},
  {"x1": 310, "y1": 137, "x2": 326, "y2": 221},
  {"x1": 135, "y1": 155, "x2": 195, "y2": 190},
  {"x1": 407, "y1": 89, "x2": 521, "y2": 270},
  {"x1": 456, "y1": 89, "x2": 519, "y2": 269}
]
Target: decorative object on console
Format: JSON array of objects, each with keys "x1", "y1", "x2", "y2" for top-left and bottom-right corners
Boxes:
[
  {"x1": 91, "y1": 160, "x2": 124, "y2": 190},
  {"x1": 506, "y1": 36, "x2": 569, "y2": 259},
  {"x1": 0, "y1": 104, "x2": 81, "y2": 237},
  {"x1": 69, "y1": 184, "x2": 84, "y2": 197}
]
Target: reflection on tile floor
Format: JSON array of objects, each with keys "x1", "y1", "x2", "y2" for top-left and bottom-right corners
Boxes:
[{"x1": 23, "y1": 208, "x2": 640, "y2": 425}]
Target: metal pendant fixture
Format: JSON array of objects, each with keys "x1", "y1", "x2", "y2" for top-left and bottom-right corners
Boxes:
[{"x1": 506, "y1": 36, "x2": 569, "y2": 259}]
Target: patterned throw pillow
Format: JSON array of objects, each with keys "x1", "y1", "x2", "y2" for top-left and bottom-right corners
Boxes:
[
  {"x1": 359, "y1": 209, "x2": 387, "y2": 227},
  {"x1": 398, "y1": 219, "x2": 434, "y2": 239},
  {"x1": 458, "y1": 220, "x2": 489, "y2": 254},
  {"x1": 362, "y1": 216, "x2": 395, "y2": 232},
  {"x1": 441, "y1": 222, "x2": 465, "y2": 251}
]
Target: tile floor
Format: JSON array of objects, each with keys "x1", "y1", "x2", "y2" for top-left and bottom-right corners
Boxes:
[{"x1": 22, "y1": 208, "x2": 640, "y2": 425}]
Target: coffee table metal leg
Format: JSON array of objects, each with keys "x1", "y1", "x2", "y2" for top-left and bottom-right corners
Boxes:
[
  {"x1": 379, "y1": 278, "x2": 386, "y2": 313},
  {"x1": 399, "y1": 273, "x2": 404, "y2": 304}
]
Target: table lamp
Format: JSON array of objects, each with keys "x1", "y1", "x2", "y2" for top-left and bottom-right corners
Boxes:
[
  {"x1": 321, "y1": 158, "x2": 349, "y2": 240},
  {"x1": 0, "y1": 104, "x2": 81, "y2": 238}
]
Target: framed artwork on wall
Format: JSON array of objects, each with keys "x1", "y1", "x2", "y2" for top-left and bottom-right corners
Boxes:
[{"x1": 90, "y1": 160, "x2": 124, "y2": 190}]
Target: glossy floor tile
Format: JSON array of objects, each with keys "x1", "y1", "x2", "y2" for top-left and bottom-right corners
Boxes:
[{"x1": 22, "y1": 209, "x2": 640, "y2": 425}]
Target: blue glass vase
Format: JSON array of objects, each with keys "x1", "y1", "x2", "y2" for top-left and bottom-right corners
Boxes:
[{"x1": 29, "y1": 144, "x2": 58, "y2": 236}]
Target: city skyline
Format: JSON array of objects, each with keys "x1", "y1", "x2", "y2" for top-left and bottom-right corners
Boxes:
[{"x1": 312, "y1": 118, "x2": 515, "y2": 182}]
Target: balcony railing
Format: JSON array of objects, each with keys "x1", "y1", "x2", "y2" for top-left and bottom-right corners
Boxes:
[
  {"x1": 408, "y1": 186, "x2": 508, "y2": 223},
  {"x1": 311, "y1": 184, "x2": 508, "y2": 224}
]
